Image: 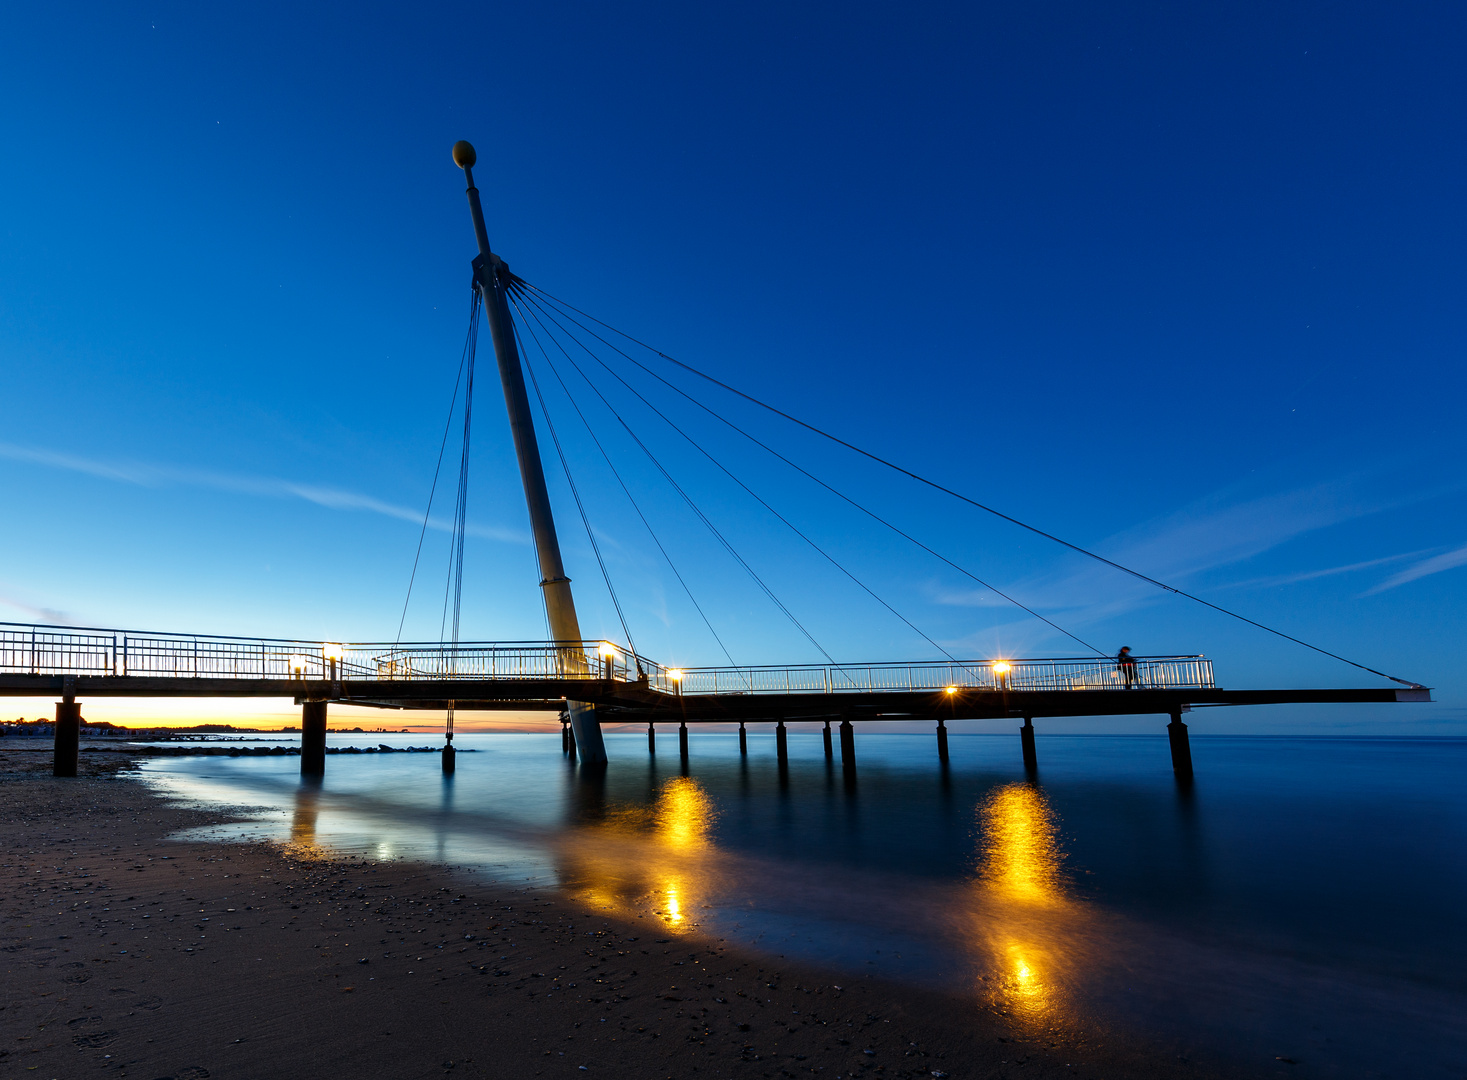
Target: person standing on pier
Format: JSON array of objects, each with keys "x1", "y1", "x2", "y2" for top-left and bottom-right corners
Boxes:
[{"x1": 1117, "y1": 646, "x2": 1139, "y2": 688}]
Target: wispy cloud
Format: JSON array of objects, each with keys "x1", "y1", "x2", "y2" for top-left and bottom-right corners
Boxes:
[
  {"x1": 935, "y1": 475, "x2": 1391, "y2": 609},
  {"x1": 0, "y1": 593, "x2": 76, "y2": 625},
  {"x1": 1216, "y1": 549, "x2": 1433, "y2": 591},
  {"x1": 927, "y1": 471, "x2": 1444, "y2": 654},
  {"x1": 1364, "y1": 543, "x2": 1467, "y2": 594},
  {"x1": 0, "y1": 441, "x2": 527, "y2": 544}
]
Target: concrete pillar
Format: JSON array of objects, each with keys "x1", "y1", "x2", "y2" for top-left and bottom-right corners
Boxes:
[
  {"x1": 823, "y1": 720, "x2": 833, "y2": 760},
  {"x1": 301, "y1": 700, "x2": 328, "y2": 776},
  {"x1": 567, "y1": 721, "x2": 577, "y2": 761},
  {"x1": 441, "y1": 741, "x2": 456, "y2": 774},
  {"x1": 678, "y1": 721, "x2": 689, "y2": 760},
  {"x1": 52, "y1": 697, "x2": 80, "y2": 778},
  {"x1": 738, "y1": 721, "x2": 747, "y2": 755},
  {"x1": 839, "y1": 716, "x2": 856, "y2": 770},
  {"x1": 776, "y1": 720, "x2": 788, "y2": 764},
  {"x1": 562, "y1": 721, "x2": 570, "y2": 753},
  {"x1": 936, "y1": 719, "x2": 949, "y2": 763},
  {"x1": 1168, "y1": 709, "x2": 1194, "y2": 778},
  {"x1": 1020, "y1": 716, "x2": 1037, "y2": 772},
  {"x1": 648, "y1": 722, "x2": 656, "y2": 754}
]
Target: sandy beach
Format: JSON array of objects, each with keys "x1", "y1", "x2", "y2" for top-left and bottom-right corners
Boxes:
[{"x1": 0, "y1": 747, "x2": 1219, "y2": 1080}]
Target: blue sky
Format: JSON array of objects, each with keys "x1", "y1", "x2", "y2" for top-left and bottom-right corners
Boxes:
[{"x1": 1, "y1": 1, "x2": 1463, "y2": 732}]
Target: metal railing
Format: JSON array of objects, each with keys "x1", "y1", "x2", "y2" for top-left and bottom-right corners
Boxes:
[
  {"x1": 0, "y1": 623, "x2": 662, "y2": 686},
  {"x1": 660, "y1": 655, "x2": 1214, "y2": 695},
  {"x1": 0, "y1": 622, "x2": 1212, "y2": 696}
]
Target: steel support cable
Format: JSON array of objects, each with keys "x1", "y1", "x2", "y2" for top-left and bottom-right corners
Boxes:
[
  {"x1": 511, "y1": 315, "x2": 641, "y2": 663},
  {"x1": 506, "y1": 296, "x2": 833, "y2": 664},
  {"x1": 396, "y1": 291, "x2": 478, "y2": 644},
  {"x1": 444, "y1": 293, "x2": 480, "y2": 658},
  {"x1": 514, "y1": 314, "x2": 641, "y2": 661},
  {"x1": 516, "y1": 295, "x2": 831, "y2": 667},
  {"x1": 517, "y1": 290, "x2": 1103, "y2": 659},
  {"x1": 520, "y1": 281, "x2": 1424, "y2": 689},
  {"x1": 507, "y1": 294, "x2": 747, "y2": 682},
  {"x1": 514, "y1": 292, "x2": 953, "y2": 662}
]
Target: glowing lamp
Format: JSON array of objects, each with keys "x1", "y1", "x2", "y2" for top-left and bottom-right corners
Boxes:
[
  {"x1": 600, "y1": 642, "x2": 617, "y2": 657},
  {"x1": 667, "y1": 669, "x2": 684, "y2": 682},
  {"x1": 945, "y1": 685, "x2": 957, "y2": 695},
  {"x1": 322, "y1": 642, "x2": 345, "y2": 661},
  {"x1": 992, "y1": 661, "x2": 1011, "y2": 675},
  {"x1": 289, "y1": 654, "x2": 306, "y2": 674}
]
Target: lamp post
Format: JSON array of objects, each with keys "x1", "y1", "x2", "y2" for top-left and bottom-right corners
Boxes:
[
  {"x1": 992, "y1": 661, "x2": 1011, "y2": 692},
  {"x1": 323, "y1": 643, "x2": 344, "y2": 682}
]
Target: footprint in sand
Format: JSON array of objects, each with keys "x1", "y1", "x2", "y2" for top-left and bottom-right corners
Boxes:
[{"x1": 72, "y1": 1029, "x2": 120, "y2": 1048}]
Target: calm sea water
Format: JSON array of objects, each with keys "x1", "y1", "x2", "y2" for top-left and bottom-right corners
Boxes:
[{"x1": 137, "y1": 731, "x2": 1467, "y2": 1078}]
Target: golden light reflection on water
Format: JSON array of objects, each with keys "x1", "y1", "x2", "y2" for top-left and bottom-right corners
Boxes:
[
  {"x1": 559, "y1": 776, "x2": 718, "y2": 934},
  {"x1": 974, "y1": 783, "x2": 1067, "y2": 1023},
  {"x1": 657, "y1": 777, "x2": 714, "y2": 852},
  {"x1": 663, "y1": 883, "x2": 684, "y2": 925},
  {"x1": 979, "y1": 783, "x2": 1065, "y2": 906}
]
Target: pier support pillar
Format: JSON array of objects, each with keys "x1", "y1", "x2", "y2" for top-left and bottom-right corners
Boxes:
[
  {"x1": 839, "y1": 716, "x2": 856, "y2": 770},
  {"x1": 1020, "y1": 716, "x2": 1037, "y2": 772},
  {"x1": 441, "y1": 740, "x2": 456, "y2": 774},
  {"x1": 776, "y1": 720, "x2": 788, "y2": 764},
  {"x1": 936, "y1": 719, "x2": 949, "y2": 763},
  {"x1": 567, "y1": 720, "x2": 577, "y2": 761},
  {"x1": 301, "y1": 700, "x2": 328, "y2": 777},
  {"x1": 52, "y1": 696, "x2": 80, "y2": 777},
  {"x1": 823, "y1": 720, "x2": 833, "y2": 760},
  {"x1": 1168, "y1": 709, "x2": 1194, "y2": 779},
  {"x1": 562, "y1": 719, "x2": 570, "y2": 754},
  {"x1": 678, "y1": 721, "x2": 689, "y2": 761},
  {"x1": 648, "y1": 722, "x2": 656, "y2": 754},
  {"x1": 738, "y1": 721, "x2": 747, "y2": 755}
]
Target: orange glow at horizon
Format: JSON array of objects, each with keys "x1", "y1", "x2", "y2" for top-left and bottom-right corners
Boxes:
[{"x1": 0, "y1": 696, "x2": 565, "y2": 732}]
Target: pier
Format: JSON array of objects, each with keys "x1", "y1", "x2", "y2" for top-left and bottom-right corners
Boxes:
[
  {"x1": 1, "y1": 625, "x2": 1427, "y2": 778},
  {"x1": 4, "y1": 139, "x2": 1430, "y2": 780}
]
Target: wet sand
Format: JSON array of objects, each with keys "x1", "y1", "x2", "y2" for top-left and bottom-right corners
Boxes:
[{"x1": 0, "y1": 748, "x2": 1217, "y2": 1080}]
